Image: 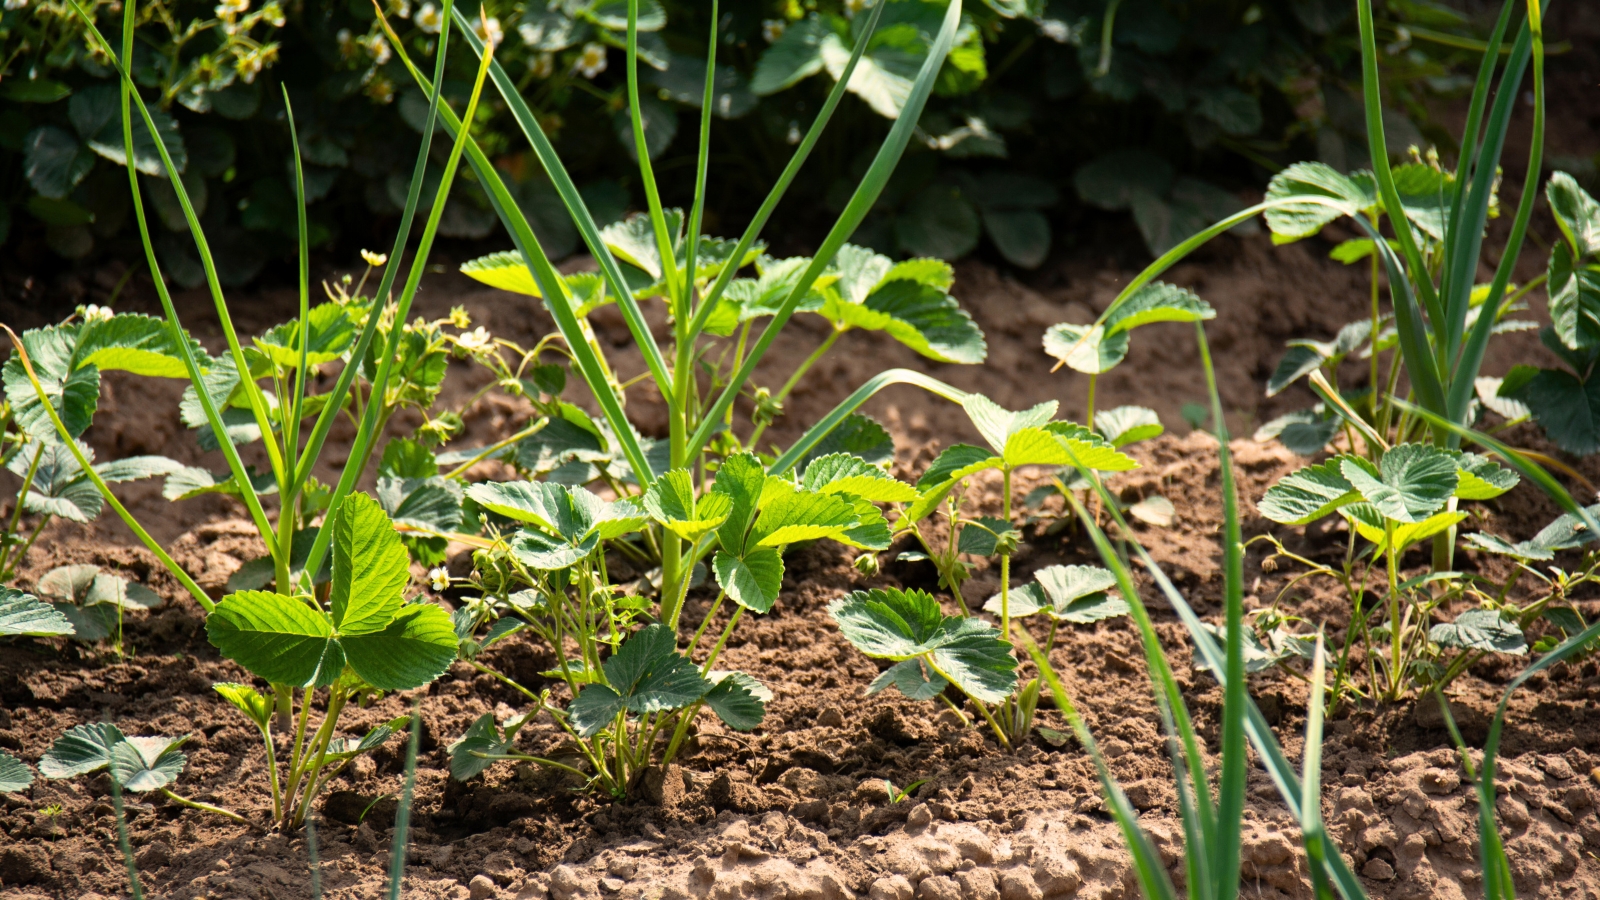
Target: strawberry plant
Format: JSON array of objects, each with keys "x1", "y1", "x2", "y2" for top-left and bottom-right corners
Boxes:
[
  {"x1": 38, "y1": 722, "x2": 251, "y2": 826},
  {"x1": 33, "y1": 563, "x2": 164, "y2": 653}
]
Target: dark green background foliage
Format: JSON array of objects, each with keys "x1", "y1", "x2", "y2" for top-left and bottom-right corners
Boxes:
[{"x1": 1, "y1": 0, "x2": 1491, "y2": 281}]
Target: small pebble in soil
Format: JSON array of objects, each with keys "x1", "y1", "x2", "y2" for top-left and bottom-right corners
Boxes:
[
  {"x1": 469, "y1": 874, "x2": 497, "y2": 900},
  {"x1": 869, "y1": 874, "x2": 914, "y2": 900}
]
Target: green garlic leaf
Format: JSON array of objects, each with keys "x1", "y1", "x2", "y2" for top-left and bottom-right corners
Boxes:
[
  {"x1": 1258, "y1": 458, "x2": 1360, "y2": 525},
  {"x1": 867, "y1": 658, "x2": 949, "y2": 701},
  {"x1": 1429, "y1": 609, "x2": 1526, "y2": 655},
  {"x1": 0, "y1": 751, "x2": 32, "y2": 793},
  {"x1": 568, "y1": 625, "x2": 710, "y2": 737},
  {"x1": 713, "y1": 548, "x2": 784, "y2": 613},
  {"x1": 0, "y1": 587, "x2": 75, "y2": 637},
  {"x1": 39, "y1": 722, "x2": 125, "y2": 778},
  {"x1": 207, "y1": 591, "x2": 343, "y2": 688},
  {"x1": 802, "y1": 453, "x2": 919, "y2": 503},
  {"x1": 1042, "y1": 322, "x2": 1127, "y2": 374},
  {"x1": 701, "y1": 671, "x2": 767, "y2": 731},
  {"x1": 212, "y1": 682, "x2": 272, "y2": 731},
  {"x1": 110, "y1": 736, "x2": 187, "y2": 792},
  {"x1": 828, "y1": 587, "x2": 1017, "y2": 704},
  {"x1": 1340, "y1": 444, "x2": 1457, "y2": 524},
  {"x1": 1263, "y1": 161, "x2": 1373, "y2": 241},
  {"x1": 1094, "y1": 406, "x2": 1163, "y2": 448},
  {"x1": 341, "y1": 602, "x2": 458, "y2": 691}
]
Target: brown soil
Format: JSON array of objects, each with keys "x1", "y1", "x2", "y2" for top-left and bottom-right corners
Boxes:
[{"x1": 5, "y1": 34, "x2": 1600, "y2": 897}]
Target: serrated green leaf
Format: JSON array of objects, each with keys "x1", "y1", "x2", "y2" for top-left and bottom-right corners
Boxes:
[
  {"x1": 212, "y1": 682, "x2": 272, "y2": 730},
  {"x1": 1042, "y1": 322, "x2": 1127, "y2": 374},
  {"x1": 750, "y1": 483, "x2": 860, "y2": 547},
  {"x1": 828, "y1": 587, "x2": 1017, "y2": 704},
  {"x1": 1094, "y1": 406, "x2": 1162, "y2": 448},
  {"x1": 206, "y1": 591, "x2": 343, "y2": 688},
  {"x1": 820, "y1": 278, "x2": 987, "y2": 364},
  {"x1": 330, "y1": 492, "x2": 410, "y2": 635},
  {"x1": 1548, "y1": 171, "x2": 1600, "y2": 259},
  {"x1": 1429, "y1": 609, "x2": 1526, "y2": 655},
  {"x1": 376, "y1": 476, "x2": 464, "y2": 541},
  {"x1": 73, "y1": 313, "x2": 193, "y2": 378},
  {"x1": 1103, "y1": 282, "x2": 1214, "y2": 335},
  {"x1": 867, "y1": 658, "x2": 949, "y2": 700},
  {"x1": 914, "y1": 444, "x2": 997, "y2": 491},
  {"x1": 801, "y1": 453, "x2": 918, "y2": 502},
  {"x1": 751, "y1": 17, "x2": 829, "y2": 95},
  {"x1": 643, "y1": 469, "x2": 733, "y2": 540},
  {"x1": 1254, "y1": 408, "x2": 1339, "y2": 456},
  {"x1": 0, "y1": 751, "x2": 32, "y2": 792},
  {"x1": 836, "y1": 495, "x2": 892, "y2": 550},
  {"x1": 19, "y1": 441, "x2": 103, "y2": 522},
  {"x1": 1043, "y1": 422, "x2": 1140, "y2": 472},
  {"x1": 341, "y1": 602, "x2": 458, "y2": 691},
  {"x1": 714, "y1": 548, "x2": 784, "y2": 613},
  {"x1": 1258, "y1": 458, "x2": 1360, "y2": 525},
  {"x1": 0, "y1": 587, "x2": 75, "y2": 637},
  {"x1": 1450, "y1": 451, "x2": 1518, "y2": 501},
  {"x1": 511, "y1": 527, "x2": 599, "y2": 570},
  {"x1": 110, "y1": 736, "x2": 187, "y2": 792},
  {"x1": 1263, "y1": 161, "x2": 1372, "y2": 241},
  {"x1": 255, "y1": 302, "x2": 357, "y2": 368},
  {"x1": 701, "y1": 671, "x2": 767, "y2": 731},
  {"x1": 23, "y1": 125, "x2": 94, "y2": 199},
  {"x1": 568, "y1": 624, "x2": 710, "y2": 737},
  {"x1": 161, "y1": 464, "x2": 276, "y2": 501},
  {"x1": 984, "y1": 564, "x2": 1127, "y2": 623},
  {"x1": 714, "y1": 453, "x2": 769, "y2": 556},
  {"x1": 958, "y1": 515, "x2": 1017, "y2": 557},
  {"x1": 1548, "y1": 242, "x2": 1600, "y2": 351},
  {"x1": 39, "y1": 722, "x2": 125, "y2": 778},
  {"x1": 963, "y1": 395, "x2": 1056, "y2": 454},
  {"x1": 1344, "y1": 504, "x2": 1466, "y2": 555},
  {"x1": 1340, "y1": 444, "x2": 1457, "y2": 523},
  {"x1": 800, "y1": 416, "x2": 895, "y2": 474},
  {"x1": 448, "y1": 712, "x2": 509, "y2": 781},
  {"x1": 2, "y1": 325, "x2": 100, "y2": 440}
]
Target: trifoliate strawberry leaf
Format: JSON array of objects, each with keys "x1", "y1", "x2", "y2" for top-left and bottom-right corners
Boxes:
[
  {"x1": 1342, "y1": 504, "x2": 1467, "y2": 556},
  {"x1": 1466, "y1": 503, "x2": 1600, "y2": 562},
  {"x1": 835, "y1": 496, "x2": 892, "y2": 550},
  {"x1": 0, "y1": 587, "x2": 74, "y2": 637},
  {"x1": 714, "y1": 548, "x2": 784, "y2": 613},
  {"x1": 828, "y1": 587, "x2": 1017, "y2": 704},
  {"x1": 801, "y1": 453, "x2": 919, "y2": 503},
  {"x1": 963, "y1": 395, "x2": 1057, "y2": 455},
  {"x1": 0, "y1": 751, "x2": 32, "y2": 792},
  {"x1": 255, "y1": 302, "x2": 357, "y2": 368},
  {"x1": 110, "y1": 736, "x2": 187, "y2": 792},
  {"x1": 212, "y1": 682, "x2": 273, "y2": 731},
  {"x1": 643, "y1": 469, "x2": 734, "y2": 540},
  {"x1": 1103, "y1": 282, "x2": 1214, "y2": 335},
  {"x1": 511, "y1": 527, "x2": 599, "y2": 570},
  {"x1": 820, "y1": 278, "x2": 987, "y2": 364},
  {"x1": 1258, "y1": 458, "x2": 1361, "y2": 525},
  {"x1": 2, "y1": 325, "x2": 100, "y2": 440},
  {"x1": 1043, "y1": 422, "x2": 1140, "y2": 472},
  {"x1": 1429, "y1": 609, "x2": 1526, "y2": 655},
  {"x1": 1339, "y1": 444, "x2": 1457, "y2": 523},
  {"x1": 340, "y1": 602, "x2": 458, "y2": 691},
  {"x1": 984, "y1": 564, "x2": 1128, "y2": 623},
  {"x1": 701, "y1": 671, "x2": 767, "y2": 731},
  {"x1": 1042, "y1": 323, "x2": 1127, "y2": 374},
  {"x1": 867, "y1": 658, "x2": 949, "y2": 701},
  {"x1": 568, "y1": 624, "x2": 711, "y2": 737},
  {"x1": 1263, "y1": 161, "x2": 1373, "y2": 241},
  {"x1": 39, "y1": 723, "x2": 125, "y2": 778},
  {"x1": 1094, "y1": 406, "x2": 1163, "y2": 448},
  {"x1": 958, "y1": 516, "x2": 1018, "y2": 557},
  {"x1": 208, "y1": 591, "x2": 344, "y2": 688}
]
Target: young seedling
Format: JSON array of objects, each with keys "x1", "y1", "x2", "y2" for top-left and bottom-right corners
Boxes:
[
  {"x1": 34, "y1": 564, "x2": 163, "y2": 654},
  {"x1": 39, "y1": 722, "x2": 251, "y2": 826}
]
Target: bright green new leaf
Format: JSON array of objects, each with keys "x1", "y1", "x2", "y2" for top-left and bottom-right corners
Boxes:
[
  {"x1": 212, "y1": 682, "x2": 273, "y2": 730},
  {"x1": 73, "y1": 313, "x2": 194, "y2": 378},
  {"x1": 836, "y1": 495, "x2": 892, "y2": 550},
  {"x1": 714, "y1": 548, "x2": 784, "y2": 613},
  {"x1": 750, "y1": 482, "x2": 860, "y2": 547},
  {"x1": 0, "y1": 587, "x2": 74, "y2": 637},
  {"x1": 1343, "y1": 504, "x2": 1467, "y2": 555},
  {"x1": 1042, "y1": 323, "x2": 1127, "y2": 374},
  {"x1": 1258, "y1": 458, "x2": 1360, "y2": 525},
  {"x1": 818, "y1": 275, "x2": 987, "y2": 364},
  {"x1": 962, "y1": 395, "x2": 1056, "y2": 455},
  {"x1": 1044, "y1": 422, "x2": 1140, "y2": 472},
  {"x1": 109, "y1": 736, "x2": 187, "y2": 791},
  {"x1": 801, "y1": 453, "x2": 918, "y2": 502},
  {"x1": 39, "y1": 722, "x2": 125, "y2": 778},
  {"x1": 714, "y1": 452, "x2": 769, "y2": 556},
  {"x1": 1450, "y1": 452, "x2": 1518, "y2": 501},
  {"x1": 0, "y1": 751, "x2": 32, "y2": 792},
  {"x1": 255, "y1": 302, "x2": 357, "y2": 368},
  {"x1": 1429, "y1": 609, "x2": 1526, "y2": 655},
  {"x1": 330, "y1": 492, "x2": 411, "y2": 635},
  {"x1": 1340, "y1": 444, "x2": 1457, "y2": 523},
  {"x1": 340, "y1": 602, "x2": 459, "y2": 691},
  {"x1": 1548, "y1": 171, "x2": 1600, "y2": 259},
  {"x1": 1103, "y1": 282, "x2": 1214, "y2": 334},
  {"x1": 567, "y1": 625, "x2": 711, "y2": 737},
  {"x1": 828, "y1": 587, "x2": 1017, "y2": 704},
  {"x1": 643, "y1": 469, "x2": 733, "y2": 540}
]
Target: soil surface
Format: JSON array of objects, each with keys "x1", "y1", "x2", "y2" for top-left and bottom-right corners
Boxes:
[{"x1": 5, "y1": 22, "x2": 1600, "y2": 897}]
